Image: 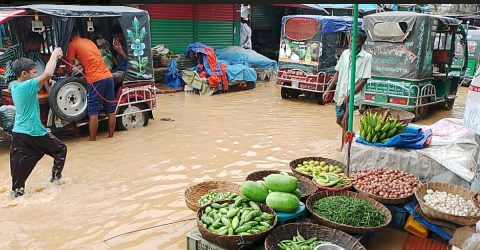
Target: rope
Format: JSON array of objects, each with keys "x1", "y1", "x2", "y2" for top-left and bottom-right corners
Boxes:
[
  {"x1": 59, "y1": 58, "x2": 118, "y2": 104},
  {"x1": 102, "y1": 217, "x2": 196, "y2": 243}
]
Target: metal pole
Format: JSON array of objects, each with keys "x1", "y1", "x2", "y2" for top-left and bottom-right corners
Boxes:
[{"x1": 347, "y1": 4, "x2": 359, "y2": 132}]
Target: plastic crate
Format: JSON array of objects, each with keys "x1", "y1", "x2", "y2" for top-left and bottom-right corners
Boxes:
[
  {"x1": 186, "y1": 228, "x2": 264, "y2": 250},
  {"x1": 386, "y1": 204, "x2": 409, "y2": 230}
]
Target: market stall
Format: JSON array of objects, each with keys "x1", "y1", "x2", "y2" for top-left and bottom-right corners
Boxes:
[{"x1": 183, "y1": 5, "x2": 480, "y2": 249}]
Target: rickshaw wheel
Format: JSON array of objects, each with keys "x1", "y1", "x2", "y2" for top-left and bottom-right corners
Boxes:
[
  {"x1": 315, "y1": 92, "x2": 324, "y2": 105},
  {"x1": 48, "y1": 77, "x2": 88, "y2": 122},
  {"x1": 412, "y1": 97, "x2": 429, "y2": 122},
  {"x1": 281, "y1": 87, "x2": 290, "y2": 99},
  {"x1": 116, "y1": 103, "x2": 149, "y2": 131},
  {"x1": 445, "y1": 98, "x2": 455, "y2": 111},
  {"x1": 289, "y1": 89, "x2": 301, "y2": 99}
]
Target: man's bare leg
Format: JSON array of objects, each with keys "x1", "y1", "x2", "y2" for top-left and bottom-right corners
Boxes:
[
  {"x1": 108, "y1": 112, "x2": 116, "y2": 138},
  {"x1": 89, "y1": 115, "x2": 99, "y2": 141},
  {"x1": 336, "y1": 117, "x2": 344, "y2": 151}
]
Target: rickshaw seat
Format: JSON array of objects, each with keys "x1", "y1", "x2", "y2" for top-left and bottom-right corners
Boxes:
[{"x1": 1, "y1": 89, "x2": 49, "y2": 105}]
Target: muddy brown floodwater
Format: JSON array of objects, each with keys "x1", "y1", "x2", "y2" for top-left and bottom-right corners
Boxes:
[{"x1": 0, "y1": 81, "x2": 467, "y2": 249}]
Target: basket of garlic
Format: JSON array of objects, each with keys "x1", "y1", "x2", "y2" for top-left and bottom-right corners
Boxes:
[{"x1": 415, "y1": 182, "x2": 480, "y2": 226}]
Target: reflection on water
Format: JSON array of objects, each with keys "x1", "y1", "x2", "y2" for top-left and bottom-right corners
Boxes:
[{"x1": 0, "y1": 82, "x2": 468, "y2": 249}]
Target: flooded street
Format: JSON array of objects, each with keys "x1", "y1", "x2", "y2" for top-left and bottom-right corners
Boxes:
[{"x1": 0, "y1": 81, "x2": 467, "y2": 249}]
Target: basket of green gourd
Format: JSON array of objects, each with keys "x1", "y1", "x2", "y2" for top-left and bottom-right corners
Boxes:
[
  {"x1": 197, "y1": 197, "x2": 277, "y2": 249},
  {"x1": 185, "y1": 181, "x2": 242, "y2": 212},
  {"x1": 241, "y1": 171, "x2": 303, "y2": 214},
  {"x1": 264, "y1": 223, "x2": 366, "y2": 250},
  {"x1": 306, "y1": 190, "x2": 392, "y2": 234},
  {"x1": 245, "y1": 170, "x2": 317, "y2": 202}
]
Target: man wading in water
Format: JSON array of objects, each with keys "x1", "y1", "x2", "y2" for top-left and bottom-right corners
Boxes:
[
  {"x1": 323, "y1": 30, "x2": 372, "y2": 150},
  {"x1": 66, "y1": 24, "x2": 116, "y2": 141},
  {"x1": 9, "y1": 48, "x2": 67, "y2": 198}
]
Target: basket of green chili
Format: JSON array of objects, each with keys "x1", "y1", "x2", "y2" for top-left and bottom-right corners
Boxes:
[
  {"x1": 306, "y1": 190, "x2": 392, "y2": 234},
  {"x1": 264, "y1": 222, "x2": 366, "y2": 250}
]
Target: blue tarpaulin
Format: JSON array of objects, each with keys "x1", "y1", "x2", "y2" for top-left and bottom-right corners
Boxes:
[
  {"x1": 356, "y1": 125, "x2": 433, "y2": 149},
  {"x1": 314, "y1": 4, "x2": 380, "y2": 12},
  {"x1": 217, "y1": 59, "x2": 257, "y2": 82},
  {"x1": 184, "y1": 42, "x2": 222, "y2": 77},
  {"x1": 282, "y1": 15, "x2": 363, "y2": 34},
  {"x1": 404, "y1": 199, "x2": 453, "y2": 241},
  {"x1": 216, "y1": 46, "x2": 278, "y2": 72}
]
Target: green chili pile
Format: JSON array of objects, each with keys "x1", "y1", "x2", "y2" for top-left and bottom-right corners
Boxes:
[{"x1": 312, "y1": 196, "x2": 386, "y2": 227}]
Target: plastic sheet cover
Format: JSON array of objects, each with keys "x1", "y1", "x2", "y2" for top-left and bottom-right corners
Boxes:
[
  {"x1": 215, "y1": 46, "x2": 278, "y2": 72},
  {"x1": 342, "y1": 118, "x2": 479, "y2": 188}
]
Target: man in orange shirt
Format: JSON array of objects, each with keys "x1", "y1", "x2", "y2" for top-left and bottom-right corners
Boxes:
[{"x1": 66, "y1": 26, "x2": 116, "y2": 141}]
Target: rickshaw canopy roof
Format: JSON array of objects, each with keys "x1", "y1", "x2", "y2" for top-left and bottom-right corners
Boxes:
[
  {"x1": 2, "y1": 4, "x2": 146, "y2": 17},
  {"x1": 282, "y1": 15, "x2": 363, "y2": 34},
  {"x1": 364, "y1": 11, "x2": 462, "y2": 26}
]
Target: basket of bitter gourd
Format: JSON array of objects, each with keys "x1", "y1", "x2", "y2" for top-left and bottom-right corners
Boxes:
[{"x1": 359, "y1": 110, "x2": 408, "y2": 144}]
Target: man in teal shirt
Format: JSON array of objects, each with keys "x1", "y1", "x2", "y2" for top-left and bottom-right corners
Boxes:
[{"x1": 10, "y1": 48, "x2": 66, "y2": 198}]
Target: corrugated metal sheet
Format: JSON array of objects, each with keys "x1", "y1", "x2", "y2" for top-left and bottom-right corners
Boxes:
[
  {"x1": 251, "y1": 4, "x2": 274, "y2": 30},
  {"x1": 142, "y1": 4, "x2": 194, "y2": 20},
  {"x1": 197, "y1": 20, "x2": 237, "y2": 48},
  {"x1": 150, "y1": 19, "x2": 194, "y2": 53},
  {"x1": 196, "y1": 4, "x2": 235, "y2": 21}
]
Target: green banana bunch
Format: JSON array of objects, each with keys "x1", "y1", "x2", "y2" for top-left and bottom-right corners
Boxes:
[{"x1": 359, "y1": 110, "x2": 407, "y2": 144}]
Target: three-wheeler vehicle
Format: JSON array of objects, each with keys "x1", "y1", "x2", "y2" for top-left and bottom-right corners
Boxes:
[
  {"x1": 276, "y1": 15, "x2": 362, "y2": 105},
  {"x1": 362, "y1": 12, "x2": 467, "y2": 121},
  {"x1": 462, "y1": 29, "x2": 480, "y2": 86},
  {"x1": 0, "y1": 4, "x2": 156, "y2": 140}
]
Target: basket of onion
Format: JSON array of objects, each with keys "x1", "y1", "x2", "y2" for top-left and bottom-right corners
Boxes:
[{"x1": 351, "y1": 168, "x2": 421, "y2": 205}]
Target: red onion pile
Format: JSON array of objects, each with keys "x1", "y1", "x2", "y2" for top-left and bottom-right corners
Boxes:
[{"x1": 352, "y1": 168, "x2": 421, "y2": 199}]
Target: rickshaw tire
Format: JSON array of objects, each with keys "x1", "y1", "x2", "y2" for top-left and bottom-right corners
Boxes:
[
  {"x1": 116, "y1": 103, "x2": 149, "y2": 131},
  {"x1": 445, "y1": 98, "x2": 455, "y2": 111},
  {"x1": 281, "y1": 87, "x2": 290, "y2": 99},
  {"x1": 289, "y1": 89, "x2": 301, "y2": 99},
  {"x1": 48, "y1": 77, "x2": 88, "y2": 122},
  {"x1": 412, "y1": 97, "x2": 429, "y2": 122},
  {"x1": 315, "y1": 92, "x2": 324, "y2": 105}
]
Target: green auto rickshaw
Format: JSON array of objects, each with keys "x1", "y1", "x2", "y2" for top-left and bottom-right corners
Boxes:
[{"x1": 362, "y1": 12, "x2": 467, "y2": 121}]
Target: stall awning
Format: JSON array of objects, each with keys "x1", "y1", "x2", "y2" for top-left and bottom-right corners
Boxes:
[{"x1": 0, "y1": 9, "x2": 27, "y2": 25}]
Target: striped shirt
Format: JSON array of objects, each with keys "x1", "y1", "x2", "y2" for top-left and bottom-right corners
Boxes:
[{"x1": 0, "y1": 44, "x2": 43, "y2": 83}]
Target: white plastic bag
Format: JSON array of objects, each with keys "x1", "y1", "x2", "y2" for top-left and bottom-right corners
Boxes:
[{"x1": 464, "y1": 66, "x2": 480, "y2": 134}]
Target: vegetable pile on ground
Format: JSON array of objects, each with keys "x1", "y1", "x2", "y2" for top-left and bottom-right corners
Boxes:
[
  {"x1": 242, "y1": 172, "x2": 301, "y2": 213},
  {"x1": 277, "y1": 231, "x2": 329, "y2": 250},
  {"x1": 200, "y1": 197, "x2": 275, "y2": 236},
  {"x1": 295, "y1": 160, "x2": 343, "y2": 177},
  {"x1": 197, "y1": 191, "x2": 239, "y2": 206},
  {"x1": 313, "y1": 172, "x2": 352, "y2": 188},
  {"x1": 359, "y1": 111, "x2": 407, "y2": 143},
  {"x1": 352, "y1": 168, "x2": 421, "y2": 199},
  {"x1": 312, "y1": 196, "x2": 386, "y2": 227},
  {"x1": 423, "y1": 189, "x2": 480, "y2": 217}
]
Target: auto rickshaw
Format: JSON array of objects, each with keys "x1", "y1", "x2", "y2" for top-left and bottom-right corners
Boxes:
[
  {"x1": 462, "y1": 29, "x2": 480, "y2": 86},
  {"x1": 276, "y1": 15, "x2": 362, "y2": 104},
  {"x1": 0, "y1": 4, "x2": 156, "y2": 140},
  {"x1": 362, "y1": 12, "x2": 467, "y2": 121}
]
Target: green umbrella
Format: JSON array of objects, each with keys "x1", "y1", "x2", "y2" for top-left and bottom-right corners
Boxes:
[{"x1": 345, "y1": 4, "x2": 359, "y2": 175}]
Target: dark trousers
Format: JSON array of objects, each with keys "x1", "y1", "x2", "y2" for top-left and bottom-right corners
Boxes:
[{"x1": 10, "y1": 132, "x2": 67, "y2": 192}]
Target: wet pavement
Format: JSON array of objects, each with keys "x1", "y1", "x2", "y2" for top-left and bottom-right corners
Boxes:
[{"x1": 0, "y1": 81, "x2": 467, "y2": 249}]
